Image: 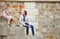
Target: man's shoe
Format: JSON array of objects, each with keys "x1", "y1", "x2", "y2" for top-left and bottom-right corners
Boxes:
[
  {"x1": 32, "y1": 34, "x2": 35, "y2": 36},
  {"x1": 26, "y1": 34, "x2": 28, "y2": 35}
]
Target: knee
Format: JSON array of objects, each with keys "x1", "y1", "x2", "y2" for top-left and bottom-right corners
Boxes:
[
  {"x1": 11, "y1": 18, "x2": 13, "y2": 21},
  {"x1": 31, "y1": 25, "x2": 34, "y2": 28},
  {"x1": 25, "y1": 26, "x2": 29, "y2": 28}
]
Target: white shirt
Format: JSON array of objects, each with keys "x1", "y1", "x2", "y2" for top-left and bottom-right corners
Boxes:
[{"x1": 19, "y1": 15, "x2": 29, "y2": 26}]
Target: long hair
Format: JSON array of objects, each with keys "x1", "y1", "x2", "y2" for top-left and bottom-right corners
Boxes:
[{"x1": 5, "y1": 2, "x2": 10, "y2": 6}]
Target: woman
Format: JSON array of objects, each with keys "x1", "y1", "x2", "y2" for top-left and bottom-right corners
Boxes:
[{"x1": 2, "y1": 3, "x2": 18, "y2": 26}]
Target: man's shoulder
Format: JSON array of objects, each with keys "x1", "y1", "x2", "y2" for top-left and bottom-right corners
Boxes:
[{"x1": 20, "y1": 15, "x2": 23, "y2": 17}]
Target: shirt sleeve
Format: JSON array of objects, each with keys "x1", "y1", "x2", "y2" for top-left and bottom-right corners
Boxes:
[{"x1": 19, "y1": 15, "x2": 25, "y2": 26}]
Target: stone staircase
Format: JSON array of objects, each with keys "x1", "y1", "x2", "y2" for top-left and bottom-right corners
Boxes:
[{"x1": 0, "y1": 16, "x2": 44, "y2": 39}]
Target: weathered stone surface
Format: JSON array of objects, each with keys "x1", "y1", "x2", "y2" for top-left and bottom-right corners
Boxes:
[
  {"x1": 1, "y1": 0, "x2": 60, "y2": 1},
  {"x1": 0, "y1": 2, "x2": 60, "y2": 39}
]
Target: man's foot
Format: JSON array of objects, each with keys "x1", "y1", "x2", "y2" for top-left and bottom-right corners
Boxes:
[
  {"x1": 26, "y1": 34, "x2": 28, "y2": 35},
  {"x1": 32, "y1": 34, "x2": 35, "y2": 36}
]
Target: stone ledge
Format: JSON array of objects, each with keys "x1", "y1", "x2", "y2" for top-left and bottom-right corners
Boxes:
[{"x1": 0, "y1": 0, "x2": 60, "y2": 2}]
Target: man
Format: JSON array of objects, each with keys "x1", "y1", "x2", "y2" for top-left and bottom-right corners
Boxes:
[{"x1": 19, "y1": 10, "x2": 35, "y2": 35}]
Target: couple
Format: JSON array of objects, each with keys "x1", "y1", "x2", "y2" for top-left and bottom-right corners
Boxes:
[{"x1": 2, "y1": 3, "x2": 35, "y2": 35}]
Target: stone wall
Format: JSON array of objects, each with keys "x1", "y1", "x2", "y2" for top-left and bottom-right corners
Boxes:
[
  {"x1": 1, "y1": 0, "x2": 60, "y2": 1},
  {"x1": 0, "y1": 2, "x2": 60, "y2": 39},
  {"x1": 36, "y1": 2, "x2": 60, "y2": 39}
]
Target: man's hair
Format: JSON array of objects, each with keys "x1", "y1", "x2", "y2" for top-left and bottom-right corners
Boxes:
[{"x1": 24, "y1": 10, "x2": 27, "y2": 15}]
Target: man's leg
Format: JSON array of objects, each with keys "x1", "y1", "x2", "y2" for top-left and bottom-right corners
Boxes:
[
  {"x1": 25, "y1": 26, "x2": 29, "y2": 35},
  {"x1": 30, "y1": 25, "x2": 35, "y2": 35},
  {"x1": 25, "y1": 23, "x2": 29, "y2": 35}
]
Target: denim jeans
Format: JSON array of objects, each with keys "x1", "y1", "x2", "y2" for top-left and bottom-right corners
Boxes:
[{"x1": 24, "y1": 23, "x2": 35, "y2": 35}]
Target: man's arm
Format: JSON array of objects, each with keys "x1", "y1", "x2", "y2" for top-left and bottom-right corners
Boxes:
[{"x1": 19, "y1": 15, "x2": 25, "y2": 26}]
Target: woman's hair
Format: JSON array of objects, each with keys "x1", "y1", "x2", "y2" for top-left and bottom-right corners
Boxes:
[
  {"x1": 6, "y1": 3, "x2": 10, "y2": 7},
  {"x1": 24, "y1": 10, "x2": 27, "y2": 15}
]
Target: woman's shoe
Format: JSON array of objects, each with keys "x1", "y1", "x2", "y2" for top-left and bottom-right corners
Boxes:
[{"x1": 16, "y1": 25, "x2": 20, "y2": 27}]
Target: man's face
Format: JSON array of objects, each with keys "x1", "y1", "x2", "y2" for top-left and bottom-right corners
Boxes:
[
  {"x1": 22, "y1": 11, "x2": 25, "y2": 14},
  {"x1": 23, "y1": 12, "x2": 26, "y2": 16},
  {"x1": 22, "y1": 10, "x2": 27, "y2": 16}
]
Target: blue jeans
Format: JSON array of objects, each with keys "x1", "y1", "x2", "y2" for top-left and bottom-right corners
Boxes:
[{"x1": 25, "y1": 23, "x2": 35, "y2": 35}]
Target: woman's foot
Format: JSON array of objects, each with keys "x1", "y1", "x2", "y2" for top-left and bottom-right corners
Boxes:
[
  {"x1": 16, "y1": 24, "x2": 20, "y2": 27},
  {"x1": 9, "y1": 24, "x2": 11, "y2": 27}
]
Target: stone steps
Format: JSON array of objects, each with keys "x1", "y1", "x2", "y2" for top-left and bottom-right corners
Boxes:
[{"x1": 0, "y1": 16, "x2": 43, "y2": 39}]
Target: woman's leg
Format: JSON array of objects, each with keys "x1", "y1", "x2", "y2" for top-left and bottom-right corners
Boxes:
[
  {"x1": 11, "y1": 18, "x2": 17, "y2": 24},
  {"x1": 9, "y1": 19, "x2": 13, "y2": 26},
  {"x1": 9, "y1": 18, "x2": 16, "y2": 26},
  {"x1": 9, "y1": 18, "x2": 19, "y2": 26}
]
